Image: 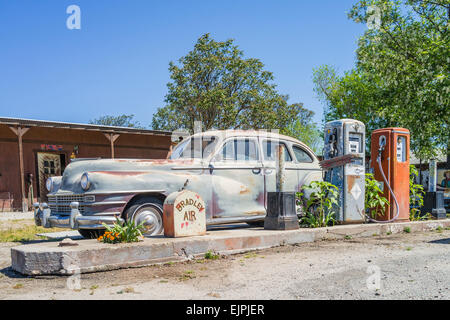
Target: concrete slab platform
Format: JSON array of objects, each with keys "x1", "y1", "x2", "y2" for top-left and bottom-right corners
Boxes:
[{"x1": 11, "y1": 219, "x2": 450, "y2": 276}]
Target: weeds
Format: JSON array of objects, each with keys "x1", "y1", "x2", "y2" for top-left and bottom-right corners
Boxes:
[
  {"x1": 409, "y1": 165, "x2": 429, "y2": 221},
  {"x1": 404, "y1": 227, "x2": 411, "y2": 233},
  {"x1": 99, "y1": 217, "x2": 145, "y2": 243},
  {"x1": 116, "y1": 287, "x2": 136, "y2": 294},
  {"x1": 204, "y1": 250, "x2": 220, "y2": 260},
  {"x1": 297, "y1": 181, "x2": 338, "y2": 228},
  {"x1": 365, "y1": 173, "x2": 389, "y2": 219},
  {"x1": 410, "y1": 211, "x2": 432, "y2": 221},
  {"x1": 179, "y1": 270, "x2": 196, "y2": 281},
  {"x1": 243, "y1": 252, "x2": 258, "y2": 259}
]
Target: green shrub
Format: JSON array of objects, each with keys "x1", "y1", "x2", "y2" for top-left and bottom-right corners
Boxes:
[
  {"x1": 409, "y1": 165, "x2": 429, "y2": 221},
  {"x1": 297, "y1": 181, "x2": 338, "y2": 228},
  {"x1": 365, "y1": 173, "x2": 389, "y2": 219}
]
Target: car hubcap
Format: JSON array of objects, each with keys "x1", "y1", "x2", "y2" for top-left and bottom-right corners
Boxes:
[{"x1": 133, "y1": 205, "x2": 163, "y2": 236}]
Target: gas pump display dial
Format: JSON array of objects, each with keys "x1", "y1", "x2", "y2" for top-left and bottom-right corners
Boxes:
[{"x1": 396, "y1": 136, "x2": 406, "y2": 162}]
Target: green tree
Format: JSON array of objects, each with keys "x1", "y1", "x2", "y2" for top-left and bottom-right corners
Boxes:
[
  {"x1": 89, "y1": 114, "x2": 144, "y2": 128},
  {"x1": 313, "y1": 66, "x2": 395, "y2": 152},
  {"x1": 152, "y1": 34, "x2": 310, "y2": 134},
  {"x1": 314, "y1": 0, "x2": 449, "y2": 160},
  {"x1": 284, "y1": 120, "x2": 323, "y2": 155}
]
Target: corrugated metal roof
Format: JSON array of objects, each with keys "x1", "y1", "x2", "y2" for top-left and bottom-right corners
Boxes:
[{"x1": 0, "y1": 117, "x2": 172, "y2": 136}]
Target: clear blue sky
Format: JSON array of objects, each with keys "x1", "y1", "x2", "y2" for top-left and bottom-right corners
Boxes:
[{"x1": 0, "y1": 0, "x2": 367, "y2": 128}]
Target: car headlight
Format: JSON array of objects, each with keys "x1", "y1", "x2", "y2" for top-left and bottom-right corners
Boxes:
[
  {"x1": 80, "y1": 173, "x2": 91, "y2": 191},
  {"x1": 46, "y1": 177, "x2": 53, "y2": 192}
]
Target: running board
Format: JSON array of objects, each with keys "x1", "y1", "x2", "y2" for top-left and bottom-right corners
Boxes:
[{"x1": 206, "y1": 215, "x2": 266, "y2": 225}]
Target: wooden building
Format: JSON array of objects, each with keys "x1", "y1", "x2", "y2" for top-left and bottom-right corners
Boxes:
[{"x1": 0, "y1": 117, "x2": 172, "y2": 211}]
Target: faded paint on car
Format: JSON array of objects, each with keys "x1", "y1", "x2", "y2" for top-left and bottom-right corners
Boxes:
[{"x1": 37, "y1": 130, "x2": 323, "y2": 231}]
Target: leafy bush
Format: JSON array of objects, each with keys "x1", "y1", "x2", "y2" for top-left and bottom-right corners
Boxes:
[
  {"x1": 99, "y1": 217, "x2": 145, "y2": 243},
  {"x1": 297, "y1": 181, "x2": 338, "y2": 228},
  {"x1": 365, "y1": 173, "x2": 389, "y2": 219},
  {"x1": 409, "y1": 165, "x2": 430, "y2": 221}
]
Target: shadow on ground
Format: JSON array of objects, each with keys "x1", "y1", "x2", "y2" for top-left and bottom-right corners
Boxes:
[
  {"x1": 0, "y1": 266, "x2": 28, "y2": 279},
  {"x1": 428, "y1": 237, "x2": 450, "y2": 245}
]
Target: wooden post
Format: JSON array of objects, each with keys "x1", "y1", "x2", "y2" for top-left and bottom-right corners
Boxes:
[
  {"x1": 429, "y1": 159, "x2": 437, "y2": 192},
  {"x1": 104, "y1": 133, "x2": 120, "y2": 159},
  {"x1": 9, "y1": 126, "x2": 30, "y2": 212},
  {"x1": 276, "y1": 144, "x2": 285, "y2": 192}
]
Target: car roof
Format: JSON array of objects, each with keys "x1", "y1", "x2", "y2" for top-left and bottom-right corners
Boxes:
[{"x1": 189, "y1": 129, "x2": 318, "y2": 156}]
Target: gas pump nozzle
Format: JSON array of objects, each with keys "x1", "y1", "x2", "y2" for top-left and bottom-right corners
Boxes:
[{"x1": 377, "y1": 136, "x2": 386, "y2": 158}]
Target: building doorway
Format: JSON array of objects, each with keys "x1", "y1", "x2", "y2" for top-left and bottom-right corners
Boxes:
[{"x1": 36, "y1": 152, "x2": 64, "y2": 201}]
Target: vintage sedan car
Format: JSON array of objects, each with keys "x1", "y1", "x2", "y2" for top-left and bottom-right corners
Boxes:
[{"x1": 34, "y1": 130, "x2": 323, "y2": 238}]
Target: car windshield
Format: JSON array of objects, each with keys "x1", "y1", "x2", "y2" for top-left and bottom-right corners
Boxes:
[{"x1": 170, "y1": 136, "x2": 217, "y2": 159}]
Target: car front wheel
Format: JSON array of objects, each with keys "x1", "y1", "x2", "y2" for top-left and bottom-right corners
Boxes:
[{"x1": 125, "y1": 197, "x2": 164, "y2": 236}]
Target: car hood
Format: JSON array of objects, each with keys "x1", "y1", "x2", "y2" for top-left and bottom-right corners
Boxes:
[{"x1": 55, "y1": 158, "x2": 205, "y2": 195}]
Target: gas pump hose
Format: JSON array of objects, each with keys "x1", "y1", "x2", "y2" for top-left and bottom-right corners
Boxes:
[{"x1": 365, "y1": 155, "x2": 400, "y2": 223}]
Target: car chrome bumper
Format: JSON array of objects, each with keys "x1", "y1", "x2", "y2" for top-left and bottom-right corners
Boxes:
[{"x1": 33, "y1": 202, "x2": 124, "y2": 230}]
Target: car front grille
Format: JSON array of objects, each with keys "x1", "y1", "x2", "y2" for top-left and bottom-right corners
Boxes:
[{"x1": 48, "y1": 194, "x2": 86, "y2": 215}]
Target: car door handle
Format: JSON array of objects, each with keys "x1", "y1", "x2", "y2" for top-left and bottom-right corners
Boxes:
[
  {"x1": 264, "y1": 168, "x2": 273, "y2": 175},
  {"x1": 252, "y1": 168, "x2": 261, "y2": 174}
]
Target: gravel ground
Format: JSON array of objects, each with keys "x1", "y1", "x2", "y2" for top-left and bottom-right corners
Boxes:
[
  {"x1": 0, "y1": 229, "x2": 448, "y2": 300},
  {"x1": 0, "y1": 212, "x2": 34, "y2": 221}
]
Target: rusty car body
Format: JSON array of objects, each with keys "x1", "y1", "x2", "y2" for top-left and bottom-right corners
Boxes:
[{"x1": 33, "y1": 130, "x2": 322, "y2": 238}]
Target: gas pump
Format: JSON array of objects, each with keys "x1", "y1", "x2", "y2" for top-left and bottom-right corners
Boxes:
[
  {"x1": 370, "y1": 128, "x2": 410, "y2": 222},
  {"x1": 322, "y1": 119, "x2": 366, "y2": 223}
]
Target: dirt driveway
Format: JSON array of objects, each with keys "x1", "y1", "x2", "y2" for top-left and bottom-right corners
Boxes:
[{"x1": 0, "y1": 228, "x2": 449, "y2": 300}]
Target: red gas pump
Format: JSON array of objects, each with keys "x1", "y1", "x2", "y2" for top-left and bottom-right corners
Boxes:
[{"x1": 370, "y1": 128, "x2": 410, "y2": 222}]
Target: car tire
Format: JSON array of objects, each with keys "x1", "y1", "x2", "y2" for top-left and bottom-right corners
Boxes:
[
  {"x1": 124, "y1": 197, "x2": 164, "y2": 236},
  {"x1": 78, "y1": 229, "x2": 105, "y2": 239}
]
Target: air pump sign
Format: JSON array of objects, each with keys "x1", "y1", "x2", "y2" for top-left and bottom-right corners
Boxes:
[{"x1": 163, "y1": 190, "x2": 206, "y2": 237}]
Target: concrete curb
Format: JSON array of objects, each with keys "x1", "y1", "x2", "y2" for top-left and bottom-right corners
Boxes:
[{"x1": 11, "y1": 219, "x2": 450, "y2": 276}]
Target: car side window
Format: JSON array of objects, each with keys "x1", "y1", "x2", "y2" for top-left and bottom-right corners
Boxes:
[
  {"x1": 218, "y1": 138, "x2": 259, "y2": 161},
  {"x1": 262, "y1": 140, "x2": 292, "y2": 162},
  {"x1": 292, "y1": 145, "x2": 314, "y2": 163},
  {"x1": 171, "y1": 136, "x2": 217, "y2": 159}
]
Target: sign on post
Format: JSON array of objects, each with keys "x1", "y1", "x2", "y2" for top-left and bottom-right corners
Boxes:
[{"x1": 163, "y1": 190, "x2": 206, "y2": 238}]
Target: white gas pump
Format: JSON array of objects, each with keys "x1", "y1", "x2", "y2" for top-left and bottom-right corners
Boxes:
[{"x1": 322, "y1": 119, "x2": 366, "y2": 223}]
